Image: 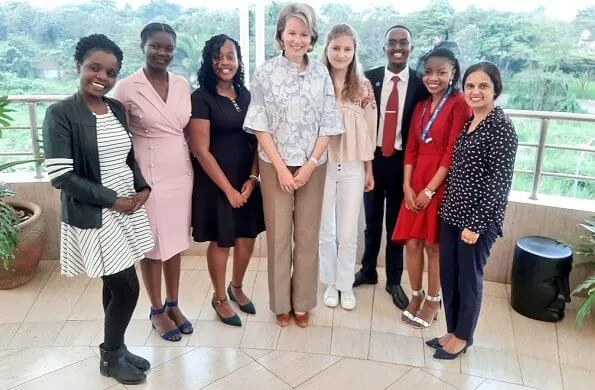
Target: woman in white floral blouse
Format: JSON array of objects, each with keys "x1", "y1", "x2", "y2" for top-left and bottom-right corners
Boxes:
[{"x1": 243, "y1": 2, "x2": 344, "y2": 328}]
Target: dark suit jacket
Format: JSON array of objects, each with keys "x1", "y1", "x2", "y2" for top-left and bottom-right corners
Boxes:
[
  {"x1": 43, "y1": 93, "x2": 149, "y2": 229},
  {"x1": 363, "y1": 66, "x2": 428, "y2": 150}
]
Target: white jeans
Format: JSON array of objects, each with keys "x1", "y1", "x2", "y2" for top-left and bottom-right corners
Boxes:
[{"x1": 319, "y1": 161, "x2": 365, "y2": 291}]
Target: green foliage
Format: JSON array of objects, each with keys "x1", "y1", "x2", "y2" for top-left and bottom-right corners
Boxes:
[
  {"x1": 569, "y1": 218, "x2": 595, "y2": 327},
  {"x1": 506, "y1": 70, "x2": 583, "y2": 113},
  {"x1": 0, "y1": 97, "x2": 19, "y2": 270}
]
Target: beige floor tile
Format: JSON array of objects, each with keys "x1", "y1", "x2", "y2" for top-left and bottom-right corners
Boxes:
[
  {"x1": 186, "y1": 320, "x2": 244, "y2": 348},
  {"x1": 511, "y1": 309, "x2": 559, "y2": 361},
  {"x1": 423, "y1": 368, "x2": 486, "y2": 390},
  {"x1": 258, "y1": 350, "x2": 341, "y2": 387},
  {"x1": 296, "y1": 358, "x2": 411, "y2": 390},
  {"x1": 37, "y1": 260, "x2": 58, "y2": 273},
  {"x1": 0, "y1": 349, "x2": 19, "y2": 359},
  {"x1": 461, "y1": 346, "x2": 522, "y2": 384},
  {"x1": 473, "y1": 296, "x2": 516, "y2": 352},
  {"x1": 475, "y1": 379, "x2": 539, "y2": 390},
  {"x1": 246, "y1": 271, "x2": 276, "y2": 323},
  {"x1": 179, "y1": 269, "x2": 218, "y2": 320},
  {"x1": 240, "y1": 321, "x2": 280, "y2": 349},
  {"x1": 10, "y1": 356, "x2": 116, "y2": 390},
  {"x1": 518, "y1": 356, "x2": 563, "y2": 390},
  {"x1": 53, "y1": 320, "x2": 102, "y2": 346},
  {"x1": 125, "y1": 345, "x2": 197, "y2": 367},
  {"x1": 8, "y1": 321, "x2": 65, "y2": 349},
  {"x1": 68, "y1": 278, "x2": 103, "y2": 320},
  {"x1": 387, "y1": 368, "x2": 458, "y2": 389},
  {"x1": 277, "y1": 325, "x2": 332, "y2": 354},
  {"x1": 0, "y1": 271, "x2": 51, "y2": 324},
  {"x1": 0, "y1": 346, "x2": 94, "y2": 389},
  {"x1": 105, "y1": 385, "x2": 126, "y2": 390},
  {"x1": 332, "y1": 285, "x2": 374, "y2": 331},
  {"x1": 483, "y1": 281, "x2": 509, "y2": 298},
  {"x1": 560, "y1": 363, "x2": 595, "y2": 390},
  {"x1": 240, "y1": 348, "x2": 272, "y2": 359},
  {"x1": 556, "y1": 309, "x2": 595, "y2": 370},
  {"x1": 368, "y1": 332, "x2": 425, "y2": 367},
  {"x1": 134, "y1": 347, "x2": 252, "y2": 390},
  {"x1": 0, "y1": 322, "x2": 21, "y2": 349},
  {"x1": 330, "y1": 327, "x2": 370, "y2": 359},
  {"x1": 423, "y1": 342, "x2": 461, "y2": 373},
  {"x1": 203, "y1": 361, "x2": 291, "y2": 390},
  {"x1": 181, "y1": 255, "x2": 208, "y2": 270},
  {"x1": 25, "y1": 272, "x2": 89, "y2": 322},
  {"x1": 371, "y1": 285, "x2": 423, "y2": 337}
]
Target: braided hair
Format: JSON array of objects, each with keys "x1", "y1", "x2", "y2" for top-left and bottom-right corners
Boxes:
[
  {"x1": 140, "y1": 22, "x2": 176, "y2": 46},
  {"x1": 197, "y1": 34, "x2": 246, "y2": 95}
]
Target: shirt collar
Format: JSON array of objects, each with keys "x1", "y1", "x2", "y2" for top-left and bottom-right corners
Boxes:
[
  {"x1": 384, "y1": 66, "x2": 409, "y2": 85},
  {"x1": 278, "y1": 53, "x2": 311, "y2": 75}
]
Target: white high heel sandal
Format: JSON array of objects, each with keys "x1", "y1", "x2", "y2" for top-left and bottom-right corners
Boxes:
[
  {"x1": 401, "y1": 289, "x2": 424, "y2": 323},
  {"x1": 411, "y1": 293, "x2": 442, "y2": 328}
]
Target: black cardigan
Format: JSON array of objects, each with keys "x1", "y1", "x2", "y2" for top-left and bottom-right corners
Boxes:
[{"x1": 42, "y1": 92, "x2": 149, "y2": 229}]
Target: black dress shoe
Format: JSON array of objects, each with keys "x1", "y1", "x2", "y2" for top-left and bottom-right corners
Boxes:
[
  {"x1": 353, "y1": 270, "x2": 378, "y2": 287},
  {"x1": 385, "y1": 283, "x2": 409, "y2": 310}
]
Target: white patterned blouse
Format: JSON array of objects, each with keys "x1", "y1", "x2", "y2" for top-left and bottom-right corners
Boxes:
[{"x1": 243, "y1": 54, "x2": 344, "y2": 166}]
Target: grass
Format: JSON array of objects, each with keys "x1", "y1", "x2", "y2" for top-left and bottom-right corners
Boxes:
[
  {"x1": 1, "y1": 99, "x2": 594, "y2": 200},
  {"x1": 570, "y1": 81, "x2": 595, "y2": 100}
]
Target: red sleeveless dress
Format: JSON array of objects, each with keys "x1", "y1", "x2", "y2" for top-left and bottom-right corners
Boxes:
[{"x1": 392, "y1": 92, "x2": 470, "y2": 245}]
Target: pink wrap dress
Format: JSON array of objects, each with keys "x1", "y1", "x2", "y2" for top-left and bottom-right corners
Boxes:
[{"x1": 114, "y1": 68, "x2": 192, "y2": 260}]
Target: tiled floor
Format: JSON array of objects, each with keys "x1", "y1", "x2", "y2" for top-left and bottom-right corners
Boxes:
[{"x1": 1, "y1": 256, "x2": 594, "y2": 390}]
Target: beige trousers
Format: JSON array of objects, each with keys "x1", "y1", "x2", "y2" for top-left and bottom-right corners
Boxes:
[{"x1": 259, "y1": 159, "x2": 327, "y2": 314}]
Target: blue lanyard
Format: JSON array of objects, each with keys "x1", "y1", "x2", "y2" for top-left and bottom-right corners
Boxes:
[{"x1": 419, "y1": 87, "x2": 452, "y2": 142}]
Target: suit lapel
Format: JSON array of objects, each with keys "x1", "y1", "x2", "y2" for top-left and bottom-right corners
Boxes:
[{"x1": 131, "y1": 69, "x2": 178, "y2": 130}]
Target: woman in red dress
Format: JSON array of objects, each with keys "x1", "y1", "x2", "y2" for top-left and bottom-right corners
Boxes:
[{"x1": 392, "y1": 43, "x2": 470, "y2": 328}]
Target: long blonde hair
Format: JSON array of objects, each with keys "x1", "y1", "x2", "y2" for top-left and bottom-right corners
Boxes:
[{"x1": 322, "y1": 24, "x2": 364, "y2": 102}]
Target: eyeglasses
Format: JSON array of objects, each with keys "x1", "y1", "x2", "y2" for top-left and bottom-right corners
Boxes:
[{"x1": 385, "y1": 39, "x2": 410, "y2": 48}]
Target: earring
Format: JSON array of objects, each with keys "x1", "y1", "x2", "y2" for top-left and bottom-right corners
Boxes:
[{"x1": 448, "y1": 79, "x2": 453, "y2": 87}]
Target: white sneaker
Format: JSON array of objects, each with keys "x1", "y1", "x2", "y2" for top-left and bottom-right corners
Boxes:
[
  {"x1": 323, "y1": 285, "x2": 339, "y2": 307},
  {"x1": 340, "y1": 289, "x2": 357, "y2": 310}
]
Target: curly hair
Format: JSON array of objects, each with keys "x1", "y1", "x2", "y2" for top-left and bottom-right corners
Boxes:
[
  {"x1": 197, "y1": 34, "x2": 246, "y2": 95},
  {"x1": 140, "y1": 22, "x2": 176, "y2": 46},
  {"x1": 74, "y1": 34, "x2": 123, "y2": 69}
]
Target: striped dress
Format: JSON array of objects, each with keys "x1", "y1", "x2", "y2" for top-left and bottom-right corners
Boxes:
[{"x1": 59, "y1": 107, "x2": 154, "y2": 278}]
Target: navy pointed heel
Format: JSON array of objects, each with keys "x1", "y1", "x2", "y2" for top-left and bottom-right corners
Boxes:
[{"x1": 227, "y1": 283, "x2": 256, "y2": 314}]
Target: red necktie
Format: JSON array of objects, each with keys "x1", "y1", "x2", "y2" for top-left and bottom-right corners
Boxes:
[{"x1": 381, "y1": 75, "x2": 400, "y2": 157}]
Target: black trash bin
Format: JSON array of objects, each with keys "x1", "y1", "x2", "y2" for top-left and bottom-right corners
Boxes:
[{"x1": 511, "y1": 236, "x2": 573, "y2": 322}]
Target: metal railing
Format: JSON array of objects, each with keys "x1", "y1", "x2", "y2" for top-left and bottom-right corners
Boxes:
[{"x1": 1, "y1": 96, "x2": 595, "y2": 199}]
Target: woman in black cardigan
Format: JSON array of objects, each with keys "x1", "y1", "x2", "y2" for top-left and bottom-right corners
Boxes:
[
  {"x1": 42, "y1": 34, "x2": 153, "y2": 384},
  {"x1": 427, "y1": 61, "x2": 518, "y2": 360}
]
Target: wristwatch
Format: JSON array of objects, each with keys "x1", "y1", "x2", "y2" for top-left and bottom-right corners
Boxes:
[
  {"x1": 309, "y1": 156, "x2": 318, "y2": 166},
  {"x1": 423, "y1": 187, "x2": 435, "y2": 199},
  {"x1": 249, "y1": 174, "x2": 259, "y2": 183}
]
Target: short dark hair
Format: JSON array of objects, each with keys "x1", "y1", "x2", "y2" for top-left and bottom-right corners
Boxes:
[
  {"x1": 419, "y1": 45, "x2": 462, "y2": 89},
  {"x1": 197, "y1": 34, "x2": 246, "y2": 95},
  {"x1": 74, "y1": 34, "x2": 123, "y2": 69},
  {"x1": 140, "y1": 22, "x2": 177, "y2": 46},
  {"x1": 462, "y1": 61, "x2": 503, "y2": 99},
  {"x1": 384, "y1": 25, "x2": 413, "y2": 41}
]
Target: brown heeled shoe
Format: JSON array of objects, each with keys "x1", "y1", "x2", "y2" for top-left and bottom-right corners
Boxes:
[
  {"x1": 294, "y1": 312, "x2": 309, "y2": 328},
  {"x1": 276, "y1": 313, "x2": 290, "y2": 327}
]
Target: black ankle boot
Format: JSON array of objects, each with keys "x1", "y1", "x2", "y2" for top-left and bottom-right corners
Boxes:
[
  {"x1": 122, "y1": 344, "x2": 151, "y2": 371},
  {"x1": 99, "y1": 344, "x2": 146, "y2": 385}
]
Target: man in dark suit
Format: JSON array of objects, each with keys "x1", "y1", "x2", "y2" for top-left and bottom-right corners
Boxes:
[{"x1": 355, "y1": 25, "x2": 428, "y2": 310}]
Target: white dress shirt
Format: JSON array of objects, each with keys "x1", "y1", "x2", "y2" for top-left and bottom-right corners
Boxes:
[{"x1": 376, "y1": 66, "x2": 410, "y2": 150}]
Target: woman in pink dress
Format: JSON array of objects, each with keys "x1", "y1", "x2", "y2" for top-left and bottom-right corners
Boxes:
[{"x1": 114, "y1": 23, "x2": 192, "y2": 342}]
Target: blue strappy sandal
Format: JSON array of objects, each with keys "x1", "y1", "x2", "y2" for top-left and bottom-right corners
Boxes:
[
  {"x1": 164, "y1": 299, "x2": 194, "y2": 335},
  {"x1": 149, "y1": 305, "x2": 182, "y2": 341}
]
